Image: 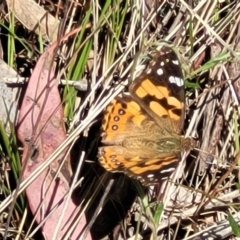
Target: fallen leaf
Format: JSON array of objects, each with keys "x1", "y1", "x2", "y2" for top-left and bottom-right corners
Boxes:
[{"x1": 17, "y1": 43, "x2": 91, "y2": 239}]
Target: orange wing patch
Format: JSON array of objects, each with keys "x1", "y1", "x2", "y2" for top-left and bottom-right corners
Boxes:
[{"x1": 101, "y1": 97, "x2": 148, "y2": 144}]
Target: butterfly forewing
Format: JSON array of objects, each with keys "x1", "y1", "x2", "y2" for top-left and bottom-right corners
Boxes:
[{"x1": 130, "y1": 46, "x2": 185, "y2": 134}]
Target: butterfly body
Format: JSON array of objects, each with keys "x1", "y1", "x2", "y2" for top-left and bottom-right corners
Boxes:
[{"x1": 99, "y1": 45, "x2": 194, "y2": 185}]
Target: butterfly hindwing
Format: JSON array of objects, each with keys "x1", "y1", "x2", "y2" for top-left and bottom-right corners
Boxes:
[{"x1": 99, "y1": 146, "x2": 179, "y2": 184}]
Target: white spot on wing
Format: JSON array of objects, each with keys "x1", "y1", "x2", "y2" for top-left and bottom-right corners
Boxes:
[
  {"x1": 157, "y1": 68, "x2": 163, "y2": 75},
  {"x1": 172, "y1": 60, "x2": 179, "y2": 65},
  {"x1": 160, "y1": 167, "x2": 175, "y2": 174},
  {"x1": 161, "y1": 176, "x2": 169, "y2": 180},
  {"x1": 147, "y1": 174, "x2": 154, "y2": 178},
  {"x1": 176, "y1": 77, "x2": 184, "y2": 86},
  {"x1": 169, "y1": 76, "x2": 184, "y2": 87}
]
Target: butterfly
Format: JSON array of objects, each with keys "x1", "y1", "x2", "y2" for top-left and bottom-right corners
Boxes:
[{"x1": 98, "y1": 45, "x2": 195, "y2": 185}]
